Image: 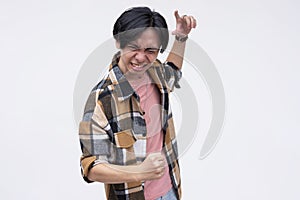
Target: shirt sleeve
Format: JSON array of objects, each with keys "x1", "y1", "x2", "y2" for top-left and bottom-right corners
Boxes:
[
  {"x1": 78, "y1": 89, "x2": 111, "y2": 183},
  {"x1": 162, "y1": 61, "x2": 182, "y2": 92}
]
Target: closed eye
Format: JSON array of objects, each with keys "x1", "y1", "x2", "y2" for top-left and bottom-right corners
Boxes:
[
  {"x1": 126, "y1": 44, "x2": 159, "y2": 54},
  {"x1": 127, "y1": 44, "x2": 140, "y2": 51},
  {"x1": 145, "y1": 48, "x2": 159, "y2": 54}
]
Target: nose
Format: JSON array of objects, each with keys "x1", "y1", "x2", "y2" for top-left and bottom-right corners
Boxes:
[{"x1": 134, "y1": 50, "x2": 148, "y2": 63}]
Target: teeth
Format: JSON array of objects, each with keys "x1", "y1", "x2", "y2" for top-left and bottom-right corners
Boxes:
[{"x1": 132, "y1": 63, "x2": 142, "y2": 68}]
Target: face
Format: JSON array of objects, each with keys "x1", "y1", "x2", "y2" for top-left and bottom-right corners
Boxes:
[{"x1": 117, "y1": 28, "x2": 161, "y2": 79}]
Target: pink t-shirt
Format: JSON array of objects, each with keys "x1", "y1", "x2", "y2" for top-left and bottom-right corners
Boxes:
[{"x1": 129, "y1": 73, "x2": 173, "y2": 200}]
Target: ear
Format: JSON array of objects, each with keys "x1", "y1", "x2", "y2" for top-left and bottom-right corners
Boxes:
[{"x1": 115, "y1": 40, "x2": 120, "y2": 49}]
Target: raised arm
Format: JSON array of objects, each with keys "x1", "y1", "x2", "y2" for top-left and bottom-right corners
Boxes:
[{"x1": 166, "y1": 10, "x2": 197, "y2": 70}]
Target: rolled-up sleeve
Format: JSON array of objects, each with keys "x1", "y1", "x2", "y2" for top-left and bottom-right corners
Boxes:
[
  {"x1": 79, "y1": 90, "x2": 111, "y2": 183},
  {"x1": 162, "y1": 61, "x2": 182, "y2": 91}
]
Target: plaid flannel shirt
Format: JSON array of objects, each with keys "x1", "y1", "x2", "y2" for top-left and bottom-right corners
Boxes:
[{"x1": 79, "y1": 53, "x2": 182, "y2": 200}]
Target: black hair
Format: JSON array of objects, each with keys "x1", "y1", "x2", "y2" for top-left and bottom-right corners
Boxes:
[{"x1": 113, "y1": 7, "x2": 169, "y2": 53}]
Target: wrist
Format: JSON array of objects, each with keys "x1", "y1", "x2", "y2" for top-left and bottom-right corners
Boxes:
[
  {"x1": 175, "y1": 34, "x2": 188, "y2": 42},
  {"x1": 134, "y1": 164, "x2": 145, "y2": 182}
]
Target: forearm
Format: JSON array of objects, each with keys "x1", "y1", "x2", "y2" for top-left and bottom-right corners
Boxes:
[
  {"x1": 87, "y1": 152, "x2": 166, "y2": 184},
  {"x1": 88, "y1": 163, "x2": 142, "y2": 184},
  {"x1": 166, "y1": 39, "x2": 186, "y2": 70}
]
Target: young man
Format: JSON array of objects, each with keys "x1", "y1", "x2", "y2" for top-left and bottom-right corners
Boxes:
[{"x1": 79, "y1": 7, "x2": 196, "y2": 200}]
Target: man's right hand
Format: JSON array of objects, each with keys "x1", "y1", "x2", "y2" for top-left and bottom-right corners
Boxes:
[{"x1": 137, "y1": 152, "x2": 166, "y2": 181}]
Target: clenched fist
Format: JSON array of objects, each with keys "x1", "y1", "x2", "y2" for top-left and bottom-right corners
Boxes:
[{"x1": 137, "y1": 152, "x2": 167, "y2": 181}]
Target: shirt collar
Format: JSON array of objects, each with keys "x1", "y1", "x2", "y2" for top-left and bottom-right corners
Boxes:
[{"x1": 109, "y1": 63, "x2": 137, "y2": 101}]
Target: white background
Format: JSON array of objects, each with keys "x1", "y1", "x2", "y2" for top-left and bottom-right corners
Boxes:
[{"x1": 1, "y1": 0, "x2": 300, "y2": 199}]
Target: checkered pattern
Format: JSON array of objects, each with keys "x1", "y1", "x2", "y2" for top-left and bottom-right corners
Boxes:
[{"x1": 79, "y1": 52, "x2": 182, "y2": 200}]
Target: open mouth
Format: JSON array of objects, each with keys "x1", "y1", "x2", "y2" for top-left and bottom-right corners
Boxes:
[{"x1": 130, "y1": 62, "x2": 148, "y2": 72}]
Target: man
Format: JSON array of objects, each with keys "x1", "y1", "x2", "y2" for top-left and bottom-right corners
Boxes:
[{"x1": 79, "y1": 7, "x2": 196, "y2": 200}]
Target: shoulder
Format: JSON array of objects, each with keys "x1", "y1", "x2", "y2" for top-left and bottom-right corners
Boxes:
[
  {"x1": 151, "y1": 59, "x2": 164, "y2": 73},
  {"x1": 90, "y1": 74, "x2": 114, "y2": 101},
  {"x1": 153, "y1": 59, "x2": 162, "y2": 67}
]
